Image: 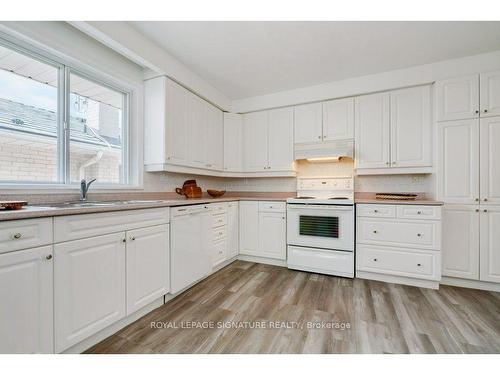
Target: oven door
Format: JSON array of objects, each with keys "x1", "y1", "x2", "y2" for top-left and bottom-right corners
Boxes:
[{"x1": 287, "y1": 204, "x2": 354, "y2": 251}]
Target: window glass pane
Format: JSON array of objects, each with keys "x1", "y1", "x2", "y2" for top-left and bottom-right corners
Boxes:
[
  {"x1": 69, "y1": 72, "x2": 125, "y2": 184},
  {"x1": 0, "y1": 44, "x2": 59, "y2": 182}
]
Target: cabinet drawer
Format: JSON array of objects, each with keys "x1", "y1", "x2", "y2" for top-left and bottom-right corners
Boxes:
[
  {"x1": 288, "y1": 246, "x2": 354, "y2": 277},
  {"x1": 213, "y1": 226, "x2": 227, "y2": 242},
  {"x1": 212, "y1": 240, "x2": 227, "y2": 266},
  {"x1": 210, "y1": 202, "x2": 227, "y2": 214},
  {"x1": 357, "y1": 245, "x2": 440, "y2": 280},
  {"x1": 258, "y1": 201, "x2": 286, "y2": 212},
  {"x1": 356, "y1": 204, "x2": 396, "y2": 218},
  {"x1": 212, "y1": 213, "x2": 227, "y2": 228},
  {"x1": 397, "y1": 205, "x2": 441, "y2": 220},
  {"x1": 357, "y1": 218, "x2": 440, "y2": 250},
  {"x1": 0, "y1": 218, "x2": 52, "y2": 254},
  {"x1": 54, "y1": 208, "x2": 169, "y2": 243}
]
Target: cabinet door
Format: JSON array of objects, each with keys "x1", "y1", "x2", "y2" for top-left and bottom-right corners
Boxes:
[
  {"x1": 322, "y1": 97, "x2": 354, "y2": 141},
  {"x1": 54, "y1": 233, "x2": 126, "y2": 352},
  {"x1": 189, "y1": 94, "x2": 207, "y2": 169},
  {"x1": 441, "y1": 205, "x2": 479, "y2": 280},
  {"x1": 227, "y1": 202, "x2": 239, "y2": 258},
  {"x1": 268, "y1": 107, "x2": 294, "y2": 171},
  {"x1": 436, "y1": 75, "x2": 479, "y2": 121},
  {"x1": 239, "y1": 201, "x2": 259, "y2": 255},
  {"x1": 437, "y1": 119, "x2": 480, "y2": 204},
  {"x1": 126, "y1": 224, "x2": 169, "y2": 315},
  {"x1": 0, "y1": 246, "x2": 53, "y2": 353},
  {"x1": 355, "y1": 92, "x2": 390, "y2": 169},
  {"x1": 480, "y1": 206, "x2": 500, "y2": 283},
  {"x1": 390, "y1": 85, "x2": 432, "y2": 167},
  {"x1": 480, "y1": 70, "x2": 500, "y2": 117},
  {"x1": 480, "y1": 117, "x2": 500, "y2": 204},
  {"x1": 223, "y1": 113, "x2": 243, "y2": 172},
  {"x1": 258, "y1": 212, "x2": 286, "y2": 260},
  {"x1": 242, "y1": 111, "x2": 268, "y2": 171},
  {"x1": 204, "y1": 104, "x2": 224, "y2": 170},
  {"x1": 165, "y1": 79, "x2": 191, "y2": 165},
  {"x1": 294, "y1": 102, "x2": 323, "y2": 144}
]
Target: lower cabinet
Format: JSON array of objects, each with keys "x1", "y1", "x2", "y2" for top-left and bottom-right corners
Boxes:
[
  {"x1": 480, "y1": 206, "x2": 500, "y2": 283},
  {"x1": 442, "y1": 205, "x2": 480, "y2": 280},
  {"x1": 0, "y1": 245, "x2": 54, "y2": 353},
  {"x1": 239, "y1": 201, "x2": 286, "y2": 260},
  {"x1": 126, "y1": 224, "x2": 170, "y2": 314},
  {"x1": 54, "y1": 233, "x2": 126, "y2": 352}
]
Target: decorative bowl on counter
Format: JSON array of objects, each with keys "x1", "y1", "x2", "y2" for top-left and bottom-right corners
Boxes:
[{"x1": 207, "y1": 189, "x2": 226, "y2": 198}]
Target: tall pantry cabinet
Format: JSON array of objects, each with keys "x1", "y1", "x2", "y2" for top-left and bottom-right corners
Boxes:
[{"x1": 436, "y1": 70, "x2": 500, "y2": 286}]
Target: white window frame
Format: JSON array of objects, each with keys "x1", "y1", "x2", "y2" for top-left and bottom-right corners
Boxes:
[{"x1": 0, "y1": 33, "x2": 139, "y2": 190}]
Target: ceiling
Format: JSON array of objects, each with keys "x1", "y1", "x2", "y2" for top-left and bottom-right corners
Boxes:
[{"x1": 130, "y1": 21, "x2": 500, "y2": 100}]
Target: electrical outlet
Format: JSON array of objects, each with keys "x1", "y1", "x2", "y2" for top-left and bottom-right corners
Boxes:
[{"x1": 411, "y1": 176, "x2": 421, "y2": 184}]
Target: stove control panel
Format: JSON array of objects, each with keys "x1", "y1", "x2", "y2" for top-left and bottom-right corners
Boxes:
[{"x1": 297, "y1": 177, "x2": 353, "y2": 191}]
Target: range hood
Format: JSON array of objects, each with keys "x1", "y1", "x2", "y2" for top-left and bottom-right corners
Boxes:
[{"x1": 294, "y1": 139, "x2": 354, "y2": 162}]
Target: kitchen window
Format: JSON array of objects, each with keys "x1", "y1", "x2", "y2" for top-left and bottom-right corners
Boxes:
[{"x1": 0, "y1": 37, "x2": 131, "y2": 186}]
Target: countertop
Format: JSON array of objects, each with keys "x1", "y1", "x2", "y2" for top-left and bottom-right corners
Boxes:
[
  {"x1": 354, "y1": 192, "x2": 443, "y2": 206},
  {"x1": 0, "y1": 193, "x2": 292, "y2": 221}
]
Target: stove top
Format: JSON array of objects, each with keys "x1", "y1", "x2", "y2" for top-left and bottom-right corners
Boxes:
[{"x1": 288, "y1": 176, "x2": 354, "y2": 205}]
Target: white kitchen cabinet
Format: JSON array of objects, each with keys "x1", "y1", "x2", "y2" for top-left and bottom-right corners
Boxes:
[
  {"x1": 242, "y1": 111, "x2": 268, "y2": 171},
  {"x1": 390, "y1": 85, "x2": 432, "y2": 167},
  {"x1": 294, "y1": 102, "x2": 323, "y2": 144},
  {"x1": 436, "y1": 75, "x2": 480, "y2": 121},
  {"x1": 0, "y1": 245, "x2": 53, "y2": 353},
  {"x1": 0, "y1": 217, "x2": 52, "y2": 254},
  {"x1": 227, "y1": 202, "x2": 239, "y2": 258},
  {"x1": 480, "y1": 206, "x2": 500, "y2": 283},
  {"x1": 480, "y1": 70, "x2": 500, "y2": 117},
  {"x1": 258, "y1": 212, "x2": 286, "y2": 260},
  {"x1": 204, "y1": 104, "x2": 224, "y2": 170},
  {"x1": 322, "y1": 97, "x2": 354, "y2": 141},
  {"x1": 126, "y1": 224, "x2": 169, "y2": 315},
  {"x1": 480, "y1": 117, "x2": 500, "y2": 205},
  {"x1": 437, "y1": 119, "x2": 480, "y2": 204},
  {"x1": 355, "y1": 92, "x2": 391, "y2": 169},
  {"x1": 239, "y1": 201, "x2": 259, "y2": 255},
  {"x1": 144, "y1": 76, "x2": 223, "y2": 172},
  {"x1": 268, "y1": 107, "x2": 294, "y2": 171},
  {"x1": 441, "y1": 205, "x2": 480, "y2": 280},
  {"x1": 223, "y1": 113, "x2": 243, "y2": 172},
  {"x1": 54, "y1": 232, "x2": 126, "y2": 352}
]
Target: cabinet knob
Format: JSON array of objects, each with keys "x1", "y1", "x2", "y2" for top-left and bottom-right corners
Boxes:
[
  {"x1": 484, "y1": 209, "x2": 488, "y2": 213},
  {"x1": 318, "y1": 135, "x2": 322, "y2": 139},
  {"x1": 45, "y1": 254, "x2": 53, "y2": 260},
  {"x1": 131, "y1": 237, "x2": 136, "y2": 241},
  {"x1": 13, "y1": 233, "x2": 22, "y2": 239},
  {"x1": 373, "y1": 230, "x2": 378, "y2": 234},
  {"x1": 417, "y1": 263, "x2": 422, "y2": 267},
  {"x1": 417, "y1": 211, "x2": 422, "y2": 214},
  {"x1": 484, "y1": 109, "x2": 488, "y2": 113},
  {"x1": 484, "y1": 198, "x2": 488, "y2": 202},
  {"x1": 386, "y1": 162, "x2": 390, "y2": 165},
  {"x1": 392, "y1": 161, "x2": 396, "y2": 165},
  {"x1": 373, "y1": 258, "x2": 378, "y2": 262},
  {"x1": 417, "y1": 233, "x2": 422, "y2": 237},
  {"x1": 374, "y1": 210, "x2": 378, "y2": 213},
  {"x1": 282, "y1": 216, "x2": 285, "y2": 219},
  {"x1": 475, "y1": 110, "x2": 479, "y2": 114},
  {"x1": 476, "y1": 209, "x2": 480, "y2": 212},
  {"x1": 122, "y1": 238, "x2": 126, "y2": 243},
  {"x1": 475, "y1": 198, "x2": 479, "y2": 202}
]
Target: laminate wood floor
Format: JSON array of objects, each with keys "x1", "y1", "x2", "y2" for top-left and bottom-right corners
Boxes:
[{"x1": 85, "y1": 261, "x2": 500, "y2": 354}]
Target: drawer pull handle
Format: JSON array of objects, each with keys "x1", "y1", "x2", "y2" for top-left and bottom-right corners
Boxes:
[
  {"x1": 45, "y1": 254, "x2": 53, "y2": 260},
  {"x1": 417, "y1": 211, "x2": 422, "y2": 214},
  {"x1": 374, "y1": 210, "x2": 378, "y2": 213},
  {"x1": 373, "y1": 230, "x2": 378, "y2": 234},
  {"x1": 13, "y1": 233, "x2": 22, "y2": 239},
  {"x1": 417, "y1": 263, "x2": 422, "y2": 267},
  {"x1": 122, "y1": 238, "x2": 127, "y2": 243},
  {"x1": 373, "y1": 258, "x2": 378, "y2": 262},
  {"x1": 131, "y1": 237, "x2": 136, "y2": 241},
  {"x1": 417, "y1": 233, "x2": 422, "y2": 237}
]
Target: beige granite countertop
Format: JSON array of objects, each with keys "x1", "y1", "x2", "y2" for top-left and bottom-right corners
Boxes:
[
  {"x1": 354, "y1": 192, "x2": 443, "y2": 206},
  {"x1": 0, "y1": 192, "x2": 294, "y2": 221}
]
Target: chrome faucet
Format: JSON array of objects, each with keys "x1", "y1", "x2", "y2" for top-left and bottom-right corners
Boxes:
[{"x1": 80, "y1": 179, "x2": 96, "y2": 201}]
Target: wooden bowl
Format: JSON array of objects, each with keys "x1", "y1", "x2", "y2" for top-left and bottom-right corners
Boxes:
[{"x1": 207, "y1": 189, "x2": 226, "y2": 198}]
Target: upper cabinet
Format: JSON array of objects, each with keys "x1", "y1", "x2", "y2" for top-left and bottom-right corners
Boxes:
[
  {"x1": 223, "y1": 113, "x2": 243, "y2": 172},
  {"x1": 294, "y1": 102, "x2": 323, "y2": 143},
  {"x1": 322, "y1": 97, "x2": 354, "y2": 141},
  {"x1": 242, "y1": 108, "x2": 294, "y2": 173},
  {"x1": 144, "y1": 76, "x2": 223, "y2": 172},
  {"x1": 294, "y1": 98, "x2": 354, "y2": 145},
  {"x1": 436, "y1": 71, "x2": 500, "y2": 121},
  {"x1": 355, "y1": 85, "x2": 432, "y2": 173}
]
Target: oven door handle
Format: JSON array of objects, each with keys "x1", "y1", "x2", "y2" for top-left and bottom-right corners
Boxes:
[{"x1": 287, "y1": 205, "x2": 353, "y2": 211}]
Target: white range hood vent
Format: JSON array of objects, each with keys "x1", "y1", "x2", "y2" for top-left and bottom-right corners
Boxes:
[{"x1": 294, "y1": 139, "x2": 354, "y2": 161}]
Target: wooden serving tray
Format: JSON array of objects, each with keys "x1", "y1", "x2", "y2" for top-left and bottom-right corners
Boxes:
[
  {"x1": 375, "y1": 193, "x2": 418, "y2": 200},
  {"x1": 0, "y1": 200, "x2": 28, "y2": 210}
]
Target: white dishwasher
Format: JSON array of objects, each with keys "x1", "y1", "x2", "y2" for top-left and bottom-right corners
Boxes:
[{"x1": 170, "y1": 204, "x2": 213, "y2": 293}]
